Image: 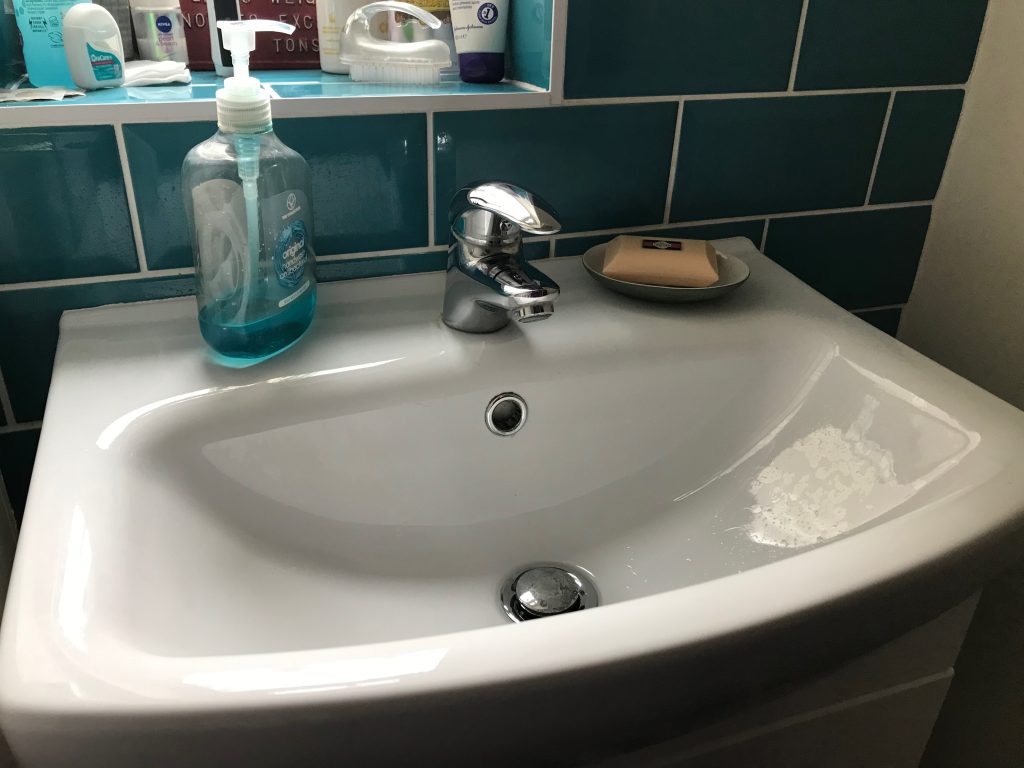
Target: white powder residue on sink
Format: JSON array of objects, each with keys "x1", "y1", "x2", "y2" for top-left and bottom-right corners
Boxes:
[{"x1": 746, "y1": 395, "x2": 913, "y2": 548}]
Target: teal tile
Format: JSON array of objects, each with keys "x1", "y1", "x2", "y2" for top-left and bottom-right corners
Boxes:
[
  {"x1": 434, "y1": 103, "x2": 677, "y2": 242},
  {"x1": 123, "y1": 121, "x2": 217, "y2": 271},
  {"x1": 555, "y1": 220, "x2": 766, "y2": 257},
  {"x1": 317, "y1": 251, "x2": 446, "y2": 282},
  {"x1": 126, "y1": 114, "x2": 428, "y2": 268},
  {"x1": 564, "y1": 0, "x2": 804, "y2": 98},
  {"x1": 764, "y1": 207, "x2": 932, "y2": 310},
  {"x1": 671, "y1": 94, "x2": 889, "y2": 221},
  {"x1": 509, "y1": 0, "x2": 553, "y2": 89},
  {"x1": 0, "y1": 126, "x2": 138, "y2": 283},
  {"x1": 0, "y1": 428, "x2": 40, "y2": 519},
  {"x1": 796, "y1": 0, "x2": 988, "y2": 89},
  {"x1": 855, "y1": 307, "x2": 903, "y2": 337},
  {"x1": 274, "y1": 114, "x2": 428, "y2": 257},
  {"x1": 871, "y1": 90, "x2": 965, "y2": 204},
  {"x1": 0, "y1": 276, "x2": 195, "y2": 422},
  {"x1": 522, "y1": 240, "x2": 551, "y2": 261}
]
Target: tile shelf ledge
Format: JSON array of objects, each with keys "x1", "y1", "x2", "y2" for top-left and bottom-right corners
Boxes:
[{"x1": 0, "y1": 70, "x2": 550, "y2": 128}]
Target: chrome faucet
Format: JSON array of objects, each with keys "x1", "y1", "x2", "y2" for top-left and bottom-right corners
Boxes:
[{"x1": 442, "y1": 182, "x2": 562, "y2": 333}]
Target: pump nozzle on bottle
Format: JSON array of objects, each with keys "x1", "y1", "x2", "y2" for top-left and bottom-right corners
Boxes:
[{"x1": 215, "y1": 20, "x2": 295, "y2": 133}]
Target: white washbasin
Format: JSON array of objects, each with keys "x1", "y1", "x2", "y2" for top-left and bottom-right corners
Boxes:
[{"x1": 2, "y1": 238, "x2": 1023, "y2": 766}]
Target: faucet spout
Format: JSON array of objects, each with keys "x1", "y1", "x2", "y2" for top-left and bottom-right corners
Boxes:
[{"x1": 441, "y1": 182, "x2": 562, "y2": 334}]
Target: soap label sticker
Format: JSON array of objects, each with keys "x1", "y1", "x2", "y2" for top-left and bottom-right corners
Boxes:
[
  {"x1": 643, "y1": 239, "x2": 682, "y2": 251},
  {"x1": 87, "y1": 42, "x2": 123, "y2": 81},
  {"x1": 274, "y1": 220, "x2": 308, "y2": 288}
]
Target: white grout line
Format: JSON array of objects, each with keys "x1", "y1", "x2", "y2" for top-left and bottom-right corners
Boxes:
[
  {"x1": 0, "y1": 421, "x2": 42, "y2": 435},
  {"x1": 0, "y1": 201, "x2": 936, "y2": 293},
  {"x1": 549, "y1": 0, "x2": 569, "y2": 104},
  {"x1": 864, "y1": 90, "x2": 897, "y2": 205},
  {"x1": 852, "y1": 303, "x2": 907, "y2": 314},
  {"x1": 426, "y1": 111, "x2": 436, "y2": 248},
  {"x1": 0, "y1": 369, "x2": 16, "y2": 427},
  {"x1": 787, "y1": 0, "x2": 810, "y2": 92},
  {"x1": 662, "y1": 99, "x2": 685, "y2": 224},
  {"x1": 320, "y1": 245, "x2": 448, "y2": 263},
  {"x1": 113, "y1": 122, "x2": 150, "y2": 273},
  {"x1": 548, "y1": 200, "x2": 933, "y2": 242},
  {"x1": 759, "y1": 219, "x2": 770, "y2": 252},
  {"x1": 0, "y1": 267, "x2": 194, "y2": 293},
  {"x1": 765, "y1": 198, "x2": 929, "y2": 221},
  {"x1": 562, "y1": 83, "x2": 965, "y2": 107}
]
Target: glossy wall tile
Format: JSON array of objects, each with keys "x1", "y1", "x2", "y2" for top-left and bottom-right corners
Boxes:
[
  {"x1": 795, "y1": 0, "x2": 988, "y2": 89},
  {"x1": 0, "y1": 430, "x2": 39, "y2": 520},
  {"x1": 0, "y1": 276, "x2": 195, "y2": 423},
  {"x1": 0, "y1": 126, "x2": 138, "y2": 283},
  {"x1": 276, "y1": 114, "x2": 429, "y2": 257},
  {"x1": 434, "y1": 103, "x2": 678, "y2": 241},
  {"x1": 508, "y1": 0, "x2": 553, "y2": 89},
  {"x1": 123, "y1": 121, "x2": 217, "y2": 271},
  {"x1": 764, "y1": 206, "x2": 932, "y2": 310},
  {"x1": 671, "y1": 94, "x2": 890, "y2": 221},
  {"x1": 126, "y1": 114, "x2": 429, "y2": 269},
  {"x1": 563, "y1": 0, "x2": 804, "y2": 98},
  {"x1": 871, "y1": 90, "x2": 966, "y2": 204}
]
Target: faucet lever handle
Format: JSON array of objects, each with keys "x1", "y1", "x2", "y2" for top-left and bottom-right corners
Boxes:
[{"x1": 451, "y1": 182, "x2": 561, "y2": 236}]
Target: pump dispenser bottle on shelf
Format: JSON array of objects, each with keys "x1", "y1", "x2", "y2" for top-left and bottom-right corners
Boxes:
[{"x1": 182, "y1": 20, "x2": 318, "y2": 365}]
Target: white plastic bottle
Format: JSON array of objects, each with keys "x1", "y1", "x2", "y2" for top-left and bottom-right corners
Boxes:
[
  {"x1": 62, "y1": 3, "x2": 125, "y2": 89},
  {"x1": 129, "y1": 0, "x2": 188, "y2": 62},
  {"x1": 206, "y1": 0, "x2": 239, "y2": 75},
  {"x1": 315, "y1": 0, "x2": 363, "y2": 73}
]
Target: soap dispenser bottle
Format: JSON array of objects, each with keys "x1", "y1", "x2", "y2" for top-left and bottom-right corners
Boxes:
[{"x1": 182, "y1": 20, "x2": 317, "y2": 364}]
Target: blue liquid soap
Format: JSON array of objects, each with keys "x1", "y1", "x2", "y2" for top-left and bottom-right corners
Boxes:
[{"x1": 198, "y1": 283, "x2": 317, "y2": 365}]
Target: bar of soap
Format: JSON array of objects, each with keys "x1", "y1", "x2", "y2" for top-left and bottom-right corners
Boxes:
[{"x1": 601, "y1": 235, "x2": 719, "y2": 288}]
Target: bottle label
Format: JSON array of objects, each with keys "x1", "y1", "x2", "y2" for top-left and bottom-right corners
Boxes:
[
  {"x1": 263, "y1": 189, "x2": 312, "y2": 291},
  {"x1": 87, "y1": 42, "x2": 122, "y2": 81},
  {"x1": 275, "y1": 219, "x2": 308, "y2": 288}
]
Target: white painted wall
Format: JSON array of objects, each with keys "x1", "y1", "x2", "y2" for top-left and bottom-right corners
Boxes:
[
  {"x1": 899, "y1": 0, "x2": 1024, "y2": 409},
  {"x1": 900, "y1": 2, "x2": 1024, "y2": 766}
]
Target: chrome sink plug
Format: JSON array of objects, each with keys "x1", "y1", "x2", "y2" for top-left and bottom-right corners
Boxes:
[{"x1": 442, "y1": 182, "x2": 562, "y2": 333}]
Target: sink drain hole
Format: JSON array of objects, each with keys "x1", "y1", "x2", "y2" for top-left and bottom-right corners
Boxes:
[
  {"x1": 486, "y1": 393, "x2": 527, "y2": 436},
  {"x1": 500, "y1": 564, "x2": 599, "y2": 622}
]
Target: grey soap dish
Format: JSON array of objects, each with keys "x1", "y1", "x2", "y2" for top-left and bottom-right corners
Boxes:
[{"x1": 581, "y1": 242, "x2": 750, "y2": 303}]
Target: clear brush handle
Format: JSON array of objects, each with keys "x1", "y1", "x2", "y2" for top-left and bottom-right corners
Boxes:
[{"x1": 343, "y1": 1, "x2": 443, "y2": 34}]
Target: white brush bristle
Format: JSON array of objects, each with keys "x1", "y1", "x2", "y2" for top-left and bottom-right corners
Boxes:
[{"x1": 349, "y1": 62, "x2": 442, "y2": 85}]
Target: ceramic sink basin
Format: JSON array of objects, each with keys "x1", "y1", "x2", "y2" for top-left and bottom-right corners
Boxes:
[{"x1": 2, "y1": 238, "x2": 1024, "y2": 767}]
